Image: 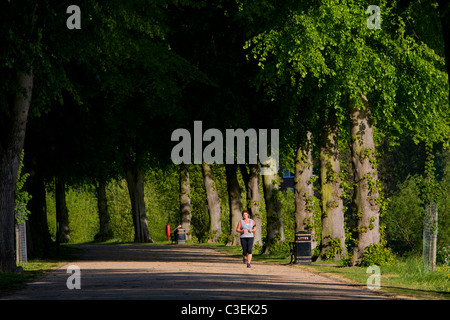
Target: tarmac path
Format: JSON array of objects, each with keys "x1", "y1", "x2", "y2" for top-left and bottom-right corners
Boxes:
[{"x1": 1, "y1": 244, "x2": 394, "y2": 300}]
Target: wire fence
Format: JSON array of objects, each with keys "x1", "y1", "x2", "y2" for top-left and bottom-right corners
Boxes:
[{"x1": 423, "y1": 202, "x2": 438, "y2": 272}]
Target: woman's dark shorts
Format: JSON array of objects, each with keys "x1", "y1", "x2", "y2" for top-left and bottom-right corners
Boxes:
[{"x1": 240, "y1": 237, "x2": 254, "y2": 255}]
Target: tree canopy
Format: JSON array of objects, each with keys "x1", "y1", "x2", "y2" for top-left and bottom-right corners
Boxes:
[{"x1": 0, "y1": 0, "x2": 449, "y2": 272}]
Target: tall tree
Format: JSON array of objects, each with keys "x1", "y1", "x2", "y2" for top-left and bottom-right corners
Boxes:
[
  {"x1": 294, "y1": 131, "x2": 315, "y2": 234},
  {"x1": 24, "y1": 150, "x2": 52, "y2": 258},
  {"x1": 318, "y1": 112, "x2": 346, "y2": 260},
  {"x1": 245, "y1": 0, "x2": 449, "y2": 262},
  {"x1": 55, "y1": 178, "x2": 70, "y2": 244},
  {"x1": 1, "y1": 1, "x2": 41, "y2": 271},
  {"x1": 180, "y1": 164, "x2": 192, "y2": 241},
  {"x1": 0, "y1": 69, "x2": 33, "y2": 272},
  {"x1": 240, "y1": 163, "x2": 263, "y2": 246},
  {"x1": 226, "y1": 164, "x2": 243, "y2": 245},
  {"x1": 0, "y1": 0, "x2": 125, "y2": 269},
  {"x1": 167, "y1": 0, "x2": 270, "y2": 246},
  {"x1": 262, "y1": 165, "x2": 285, "y2": 254},
  {"x1": 95, "y1": 180, "x2": 110, "y2": 242},
  {"x1": 95, "y1": 0, "x2": 206, "y2": 243},
  {"x1": 348, "y1": 95, "x2": 380, "y2": 261},
  {"x1": 126, "y1": 165, "x2": 151, "y2": 243}
]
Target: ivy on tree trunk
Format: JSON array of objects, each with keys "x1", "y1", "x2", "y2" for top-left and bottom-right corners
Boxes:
[
  {"x1": 240, "y1": 163, "x2": 263, "y2": 247},
  {"x1": 202, "y1": 162, "x2": 222, "y2": 242},
  {"x1": 0, "y1": 70, "x2": 33, "y2": 272},
  {"x1": 294, "y1": 131, "x2": 316, "y2": 242},
  {"x1": 318, "y1": 112, "x2": 346, "y2": 260},
  {"x1": 349, "y1": 95, "x2": 381, "y2": 263},
  {"x1": 262, "y1": 168, "x2": 285, "y2": 254},
  {"x1": 226, "y1": 164, "x2": 243, "y2": 246}
]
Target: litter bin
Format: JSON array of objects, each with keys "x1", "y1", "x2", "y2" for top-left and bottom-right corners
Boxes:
[
  {"x1": 293, "y1": 231, "x2": 311, "y2": 265},
  {"x1": 175, "y1": 228, "x2": 186, "y2": 244}
]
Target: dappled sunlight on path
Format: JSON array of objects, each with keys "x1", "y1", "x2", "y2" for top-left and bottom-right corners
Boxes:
[{"x1": 1, "y1": 244, "x2": 393, "y2": 300}]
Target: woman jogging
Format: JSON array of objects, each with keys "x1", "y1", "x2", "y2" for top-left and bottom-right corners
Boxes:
[{"x1": 236, "y1": 210, "x2": 256, "y2": 268}]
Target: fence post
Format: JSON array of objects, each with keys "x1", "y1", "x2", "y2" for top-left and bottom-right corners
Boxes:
[{"x1": 423, "y1": 203, "x2": 438, "y2": 272}]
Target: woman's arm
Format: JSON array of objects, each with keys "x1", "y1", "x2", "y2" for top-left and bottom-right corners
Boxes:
[
  {"x1": 250, "y1": 220, "x2": 256, "y2": 233},
  {"x1": 236, "y1": 221, "x2": 244, "y2": 233}
]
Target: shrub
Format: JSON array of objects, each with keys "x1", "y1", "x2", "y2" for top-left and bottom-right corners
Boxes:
[
  {"x1": 437, "y1": 245, "x2": 450, "y2": 267},
  {"x1": 383, "y1": 175, "x2": 424, "y2": 255},
  {"x1": 339, "y1": 253, "x2": 353, "y2": 267},
  {"x1": 360, "y1": 243, "x2": 396, "y2": 267}
]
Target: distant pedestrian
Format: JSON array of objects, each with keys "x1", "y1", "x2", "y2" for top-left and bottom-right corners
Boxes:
[
  {"x1": 236, "y1": 210, "x2": 256, "y2": 268},
  {"x1": 173, "y1": 224, "x2": 182, "y2": 241}
]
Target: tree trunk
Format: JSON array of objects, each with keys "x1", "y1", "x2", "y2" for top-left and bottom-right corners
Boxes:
[
  {"x1": 0, "y1": 70, "x2": 33, "y2": 272},
  {"x1": 201, "y1": 162, "x2": 222, "y2": 242},
  {"x1": 294, "y1": 131, "x2": 317, "y2": 249},
  {"x1": 225, "y1": 164, "x2": 242, "y2": 246},
  {"x1": 318, "y1": 112, "x2": 346, "y2": 260},
  {"x1": 126, "y1": 167, "x2": 152, "y2": 243},
  {"x1": 180, "y1": 164, "x2": 192, "y2": 241},
  {"x1": 241, "y1": 163, "x2": 263, "y2": 246},
  {"x1": 349, "y1": 95, "x2": 380, "y2": 263},
  {"x1": 262, "y1": 167, "x2": 285, "y2": 254},
  {"x1": 0, "y1": 157, "x2": 18, "y2": 272},
  {"x1": 55, "y1": 178, "x2": 70, "y2": 244},
  {"x1": 95, "y1": 180, "x2": 111, "y2": 242},
  {"x1": 25, "y1": 152, "x2": 53, "y2": 258}
]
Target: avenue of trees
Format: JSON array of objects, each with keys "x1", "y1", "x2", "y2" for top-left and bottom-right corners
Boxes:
[{"x1": 1, "y1": 0, "x2": 449, "y2": 272}]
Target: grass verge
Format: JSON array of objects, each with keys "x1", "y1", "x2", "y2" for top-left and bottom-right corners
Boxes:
[
  {"x1": 200, "y1": 243, "x2": 450, "y2": 300},
  {"x1": 0, "y1": 245, "x2": 82, "y2": 297},
  {"x1": 302, "y1": 259, "x2": 450, "y2": 300}
]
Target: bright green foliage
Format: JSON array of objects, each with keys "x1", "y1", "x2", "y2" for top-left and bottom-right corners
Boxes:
[
  {"x1": 384, "y1": 175, "x2": 425, "y2": 254},
  {"x1": 437, "y1": 246, "x2": 450, "y2": 266},
  {"x1": 382, "y1": 148, "x2": 450, "y2": 255},
  {"x1": 187, "y1": 164, "x2": 235, "y2": 244},
  {"x1": 243, "y1": 0, "x2": 449, "y2": 264},
  {"x1": 360, "y1": 242, "x2": 396, "y2": 267},
  {"x1": 14, "y1": 151, "x2": 32, "y2": 225},
  {"x1": 106, "y1": 180, "x2": 134, "y2": 241},
  {"x1": 321, "y1": 236, "x2": 344, "y2": 260},
  {"x1": 145, "y1": 166, "x2": 180, "y2": 240},
  {"x1": 2, "y1": 0, "x2": 449, "y2": 268},
  {"x1": 244, "y1": 0, "x2": 449, "y2": 147},
  {"x1": 46, "y1": 186, "x2": 98, "y2": 243}
]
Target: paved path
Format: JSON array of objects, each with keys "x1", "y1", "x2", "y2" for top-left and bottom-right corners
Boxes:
[{"x1": 1, "y1": 244, "x2": 394, "y2": 300}]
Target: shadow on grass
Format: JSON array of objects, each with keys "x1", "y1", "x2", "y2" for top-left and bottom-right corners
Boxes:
[
  {"x1": 0, "y1": 245, "x2": 82, "y2": 297},
  {"x1": 379, "y1": 284, "x2": 450, "y2": 299},
  {"x1": 303, "y1": 263, "x2": 450, "y2": 300}
]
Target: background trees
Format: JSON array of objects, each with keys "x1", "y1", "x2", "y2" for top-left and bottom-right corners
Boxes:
[
  {"x1": 0, "y1": 0, "x2": 449, "y2": 272},
  {"x1": 243, "y1": 0, "x2": 449, "y2": 263},
  {"x1": 0, "y1": 0, "x2": 90, "y2": 272}
]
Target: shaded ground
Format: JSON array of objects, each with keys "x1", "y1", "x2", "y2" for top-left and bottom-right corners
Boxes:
[{"x1": 0, "y1": 244, "x2": 396, "y2": 300}]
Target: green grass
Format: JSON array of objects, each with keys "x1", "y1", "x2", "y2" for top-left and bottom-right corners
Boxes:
[
  {"x1": 0, "y1": 261, "x2": 61, "y2": 295},
  {"x1": 301, "y1": 257, "x2": 450, "y2": 300},
  {"x1": 201, "y1": 243, "x2": 450, "y2": 300},
  {"x1": 198, "y1": 242, "x2": 292, "y2": 264}
]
